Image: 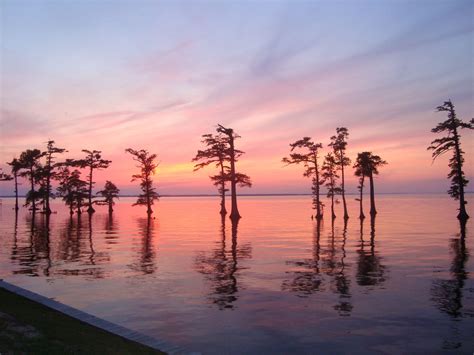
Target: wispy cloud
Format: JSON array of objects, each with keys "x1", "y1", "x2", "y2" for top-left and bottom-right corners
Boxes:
[{"x1": 1, "y1": 0, "x2": 472, "y2": 195}]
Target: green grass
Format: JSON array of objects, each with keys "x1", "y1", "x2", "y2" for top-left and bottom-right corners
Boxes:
[{"x1": 0, "y1": 287, "x2": 165, "y2": 354}]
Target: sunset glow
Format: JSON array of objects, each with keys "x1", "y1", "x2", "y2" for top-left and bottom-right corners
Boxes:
[{"x1": 1, "y1": 0, "x2": 473, "y2": 196}]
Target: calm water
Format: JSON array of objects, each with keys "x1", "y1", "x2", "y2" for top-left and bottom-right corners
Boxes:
[{"x1": 0, "y1": 195, "x2": 473, "y2": 354}]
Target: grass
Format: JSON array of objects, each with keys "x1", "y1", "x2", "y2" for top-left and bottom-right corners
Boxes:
[{"x1": 0, "y1": 287, "x2": 165, "y2": 354}]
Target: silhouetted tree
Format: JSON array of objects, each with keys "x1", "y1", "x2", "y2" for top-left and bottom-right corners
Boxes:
[
  {"x1": 18, "y1": 149, "x2": 44, "y2": 213},
  {"x1": 42, "y1": 140, "x2": 67, "y2": 214},
  {"x1": 125, "y1": 148, "x2": 159, "y2": 214},
  {"x1": 282, "y1": 137, "x2": 324, "y2": 219},
  {"x1": 428, "y1": 100, "x2": 474, "y2": 221},
  {"x1": 193, "y1": 133, "x2": 230, "y2": 215},
  {"x1": 78, "y1": 150, "x2": 111, "y2": 214},
  {"x1": 96, "y1": 180, "x2": 120, "y2": 214},
  {"x1": 216, "y1": 124, "x2": 252, "y2": 220},
  {"x1": 355, "y1": 152, "x2": 387, "y2": 217},
  {"x1": 6, "y1": 159, "x2": 22, "y2": 211},
  {"x1": 56, "y1": 166, "x2": 88, "y2": 215},
  {"x1": 329, "y1": 127, "x2": 351, "y2": 219},
  {"x1": 354, "y1": 153, "x2": 368, "y2": 219},
  {"x1": 322, "y1": 153, "x2": 341, "y2": 219},
  {"x1": 211, "y1": 173, "x2": 252, "y2": 215},
  {"x1": 0, "y1": 169, "x2": 12, "y2": 181},
  {"x1": 355, "y1": 176, "x2": 365, "y2": 219}
]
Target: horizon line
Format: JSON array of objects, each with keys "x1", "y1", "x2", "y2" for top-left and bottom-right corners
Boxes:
[{"x1": 0, "y1": 191, "x2": 473, "y2": 198}]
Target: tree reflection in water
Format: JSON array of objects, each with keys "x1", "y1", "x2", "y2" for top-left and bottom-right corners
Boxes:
[
  {"x1": 129, "y1": 216, "x2": 157, "y2": 275},
  {"x1": 282, "y1": 219, "x2": 323, "y2": 295},
  {"x1": 55, "y1": 214, "x2": 107, "y2": 279},
  {"x1": 10, "y1": 211, "x2": 19, "y2": 271},
  {"x1": 11, "y1": 213, "x2": 51, "y2": 277},
  {"x1": 57, "y1": 216, "x2": 80, "y2": 263},
  {"x1": 356, "y1": 217, "x2": 387, "y2": 289},
  {"x1": 283, "y1": 216, "x2": 391, "y2": 316},
  {"x1": 431, "y1": 221, "x2": 473, "y2": 350},
  {"x1": 282, "y1": 219, "x2": 353, "y2": 316},
  {"x1": 194, "y1": 216, "x2": 252, "y2": 310},
  {"x1": 333, "y1": 219, "x2": 352, "y2": 316},
  {"x1": 103, "y1": 213, "x2": 118, "y2": 245}
]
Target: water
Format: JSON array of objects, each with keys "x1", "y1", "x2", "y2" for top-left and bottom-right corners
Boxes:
[{"x1": 0, "y1": 195, "x2": 473, "y2": 354}]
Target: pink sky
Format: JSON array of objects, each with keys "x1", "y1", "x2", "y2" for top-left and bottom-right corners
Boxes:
[{"x1": 1, "y1": 0, "x2": 473, "y2": 196}]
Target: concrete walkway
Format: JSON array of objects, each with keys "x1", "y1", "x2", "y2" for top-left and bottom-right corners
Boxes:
[{"x1": 0, "y1": 280, "x2": 196, "y2": 354}]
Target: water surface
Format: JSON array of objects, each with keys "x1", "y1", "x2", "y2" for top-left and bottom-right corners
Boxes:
[{"x1": 0, "y1": 195, "x2": 473, "y2": 353}]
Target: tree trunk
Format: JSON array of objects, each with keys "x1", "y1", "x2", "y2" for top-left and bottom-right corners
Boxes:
[
  {"x1": 219, "y1": 163, "x2": 227, "y2": 215},
  {"x1": 146, "y1": 173, "x2": 153, "y2": 215},
  {"x1": 331, "y1": 192, "x2": 336, "y2": 219},
  {"x1": 340, "y1": 150, "x2": 349, "y2": 220},
  {"x1": 370, "y1": 215, "x2": 375, "y2": 244},
  {"x1": 220, "y1": 189, "x2": 227, "y2": 215},
  {"x1": 87, "y1": 164, "x2": 95, "y2": 213},
  {"x1": 452, "y1": 120, "x2": 469, "y2": 221},
  {"x1": 14, "y1": 173, "x2": 19, "y2": 211},
  {"x1": 229, "y1": 134, "x2": 240, "y2": 220},
  {"x1": 369, "y1": 172, "x2": 376, "y2": 217},
  {"x1": 460, "y1": 219, "x2": 466, "y2": 240},
  {"x1": 314, "y1": 154, "x2": 322, "y2": 220},
  {"x1": 359, "y1": 176, "x2": 365, "y2": 220},
  {"x1": 108, "y1": 202, "x2": 113, "y2": 214},
  {"x1": 30, "y1": 164, "x2": 36, "y2": 214},
  {"x1": 45, "y1": 154, "x2": 52, "y2": 215},
  {"x1": 315, "y1": 178, "x2": 322, "y2": 219}
]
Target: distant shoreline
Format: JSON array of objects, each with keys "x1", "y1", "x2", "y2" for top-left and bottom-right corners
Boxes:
[{"x1": 0, "y1": 192, "x2": 472, "y2": 198}]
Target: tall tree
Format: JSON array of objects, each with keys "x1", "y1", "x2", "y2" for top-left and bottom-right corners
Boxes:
[
  {"x1": 216, "y1": 124, "x2": 251, "y2": 220},
  {"x1": 329, "y1": 127, "x2": 351, "y2": 219},
  {"x1": 42, "y1": 140, "x2": 67, "y2": 214},
  {"x1": 18, "y1": 149, "x2": 44, "y2": 214},
  {"x1": 79, "y1": 150, "x2": 111, "y2": 214},
  {"x1": 96, "y1": 180, "x2": 120, "y2": 214},
  {"x1": 322, "y1": 153, "x2": 341, "y2": 219},
  {"x1": 125, "y1": 148, "x2": 159, "y2": 215},
  {"x1": 6, "y1": 159, "x2": 22, "y2": 211},
  {"x1": 193, "y1": 133, "x2": 251, "y2": 215},
  {"x1": 354, "y1": 152, "x2": 387, "y2": 217},
  {"x1": 193, "y1": 133, "x2": 230, "y2": 215},
  {"x1": 354, "y1": 153, "x2": 369, "y2": 220},
  {"x1": 355, "y1": 175, "x2": 365, "y2": 220},
  {"x1": 56, "y1": 166, "x2": 88, "y2": 215},
  {"x1": 428, "y1": 100, "x2": 473, "y2": 221},
  {"x1": 282, "y1": 137, "x2": 324, "y2": 219}
]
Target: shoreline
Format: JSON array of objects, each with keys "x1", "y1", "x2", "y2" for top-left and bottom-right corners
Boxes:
[{"x1": 0, "y1": 280, "x2": 184, "y2": 354}]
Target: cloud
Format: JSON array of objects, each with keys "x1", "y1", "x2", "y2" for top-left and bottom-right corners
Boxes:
[
  {"x1": 0, "y1": 109, "x2": 49, "y2": 143},
  {"x1": 132, "y1": 39, "x2": 195, "y2": 83}
]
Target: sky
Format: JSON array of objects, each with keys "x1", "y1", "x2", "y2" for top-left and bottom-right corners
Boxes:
[{"x1": 0, "y1": 0, "x2": 473, "y2": 196}]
